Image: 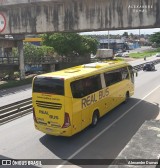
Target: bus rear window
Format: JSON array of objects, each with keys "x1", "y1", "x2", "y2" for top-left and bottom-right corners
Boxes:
[{"x1": 33, "y1": 77, "x2": 64, "y2": 95}]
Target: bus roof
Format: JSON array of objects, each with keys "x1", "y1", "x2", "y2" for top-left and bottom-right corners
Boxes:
[{"x1": 38, "y1": 60, "x2": 131, "y2": 80}]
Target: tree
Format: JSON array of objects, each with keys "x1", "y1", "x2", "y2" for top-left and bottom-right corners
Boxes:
[
  {"x1": 41, "y1": 33, "x2": 99, "y2": 57},
  {"x1": 129, "y1": 33, "x2": 134, "y2": 39},
  {"x1": 24, "y1": 43, "x2": 55, "y2": 63},
  {"x1": 149, "y1": 32, "x2": 160, "y2": 46},
  {"x1": 12, "y1": 43, "x2": 55, "y2": 61},
  {"x1": 122, "y1": 32, "x2": 129, "y2": 38}
]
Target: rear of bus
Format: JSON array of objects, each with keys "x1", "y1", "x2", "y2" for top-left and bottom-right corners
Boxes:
[{"x1": 32, "y1": 75, "x2": 73, "y2": 136}]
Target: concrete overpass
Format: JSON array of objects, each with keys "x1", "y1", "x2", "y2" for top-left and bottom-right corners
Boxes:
[
  {"x1": 0, "y1": 0, "x2": 160, "y2": 80},
  {"x1": 0, "y1": 0, "x2": 160, "y2": 35}
]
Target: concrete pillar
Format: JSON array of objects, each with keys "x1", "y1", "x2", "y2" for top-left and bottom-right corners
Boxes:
[
  {"x1": 17, "y1": 40, "x2": 25, "y2": 80},
  {"x1": 4, "y1": 48, "x2": 12, "y2": 57},
  {"x1": 0, "y1": 47, "x2": 4, "y2": 57},
  {"x1": 0, "y1": 48, "x2": 2, "y2": 57},
  {"x1": 50, "y1": 64, "x2": 55, "y2": 72}
]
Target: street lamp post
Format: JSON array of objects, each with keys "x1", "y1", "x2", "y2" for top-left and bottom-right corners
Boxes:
[{"x1": 108, "y1": 30, "x2": 110, "y2": 49}]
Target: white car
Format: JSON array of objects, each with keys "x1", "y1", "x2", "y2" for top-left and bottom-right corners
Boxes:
[
  {"x1": 115, "y1": 52, "x2": 123, "y2": 57},
  {"x1": 122, "y1": 53, "x2": 129, "y2": 57},
  {"x1": 156, "y1": 53, "x2": 160, "y2": 57}
]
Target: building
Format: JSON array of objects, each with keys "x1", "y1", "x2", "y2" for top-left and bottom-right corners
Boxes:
[{"x1": 99, "y1": 39, "x2": 129, "y2": 53}]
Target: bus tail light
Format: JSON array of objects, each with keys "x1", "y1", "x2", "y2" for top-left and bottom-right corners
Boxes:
[
  {"x1": 62, "y1": 113, "x2": 70, "y2": 128},
  {"x1": 33, "y1": 108, "x2": 37, "y2": 123}
]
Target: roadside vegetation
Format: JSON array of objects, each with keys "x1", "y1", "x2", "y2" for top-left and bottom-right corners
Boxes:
[
  {"x1": 129, "y1": 48, "x2": 160, "y2": 58},
  {"x1": 41, "y1": 33, "x2": 99, "y2": 56},
  {"x1": 0, "y1": 76, "x2": 34, "y2": 90}
]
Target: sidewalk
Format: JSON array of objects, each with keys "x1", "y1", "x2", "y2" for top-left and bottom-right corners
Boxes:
[
  {"x1": 109, "y1": 120, "x2": 160, "y2": 168},
  {"x1": 0, "y1": 84, "x2": 32, "y2": 107}
]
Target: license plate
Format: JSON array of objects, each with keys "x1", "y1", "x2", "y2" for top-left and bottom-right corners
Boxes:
[{"x1": 46, "y1": 128, "x2": 53, "y2": 132}]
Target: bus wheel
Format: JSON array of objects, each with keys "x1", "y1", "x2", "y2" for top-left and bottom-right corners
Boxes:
[
  {"x1": 91, "y1": 111, "x2": 99, "y2": 127},
  {"x1": 124, "y1": 92, "x2": 130, "y2": 103}
]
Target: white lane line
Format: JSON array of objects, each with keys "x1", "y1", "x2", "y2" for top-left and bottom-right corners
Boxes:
[{"x1": 56, "y1": 85, "x2": 160, "y2": 168}]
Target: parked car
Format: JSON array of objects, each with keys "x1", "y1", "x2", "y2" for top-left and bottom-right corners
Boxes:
[
  {"x1": 122, "y1": 53, "x2": 129, "y2": 57},
  {"x1": 156, "y1": 53, "x2": 160, "y2": 57},
  {"x1": 115, "y1": 52, "x2": 123, "y2": 57},
  {"x1": 143, "y1": 63, "x2": 155, "y2": 71}
]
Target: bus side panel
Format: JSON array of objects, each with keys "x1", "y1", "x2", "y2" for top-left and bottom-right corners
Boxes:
[
  {"x1": 96, "y1": 89, "x2": 111, "y2": 117},
  {"x1": 71, "y1": 99, "x2": 83, "y2": 135},
  {"x1": 111, "y1": 81, "x2": 127, "y2": 105},
  {"x1": 107, "y1": 80, "x2": 133, "y2": 112},
  {"x1": 81, "y1": 103, "x2": 93, "y2": 130},
  {"x1": 81, "y1": 89, "x2": 111, "y2": 127},
  {"x1": 128, "y1": 80, "x2": 134, "y2": 97},
  {"x1": 65, "y1": 80, "x2": 83, "y2": 135}
]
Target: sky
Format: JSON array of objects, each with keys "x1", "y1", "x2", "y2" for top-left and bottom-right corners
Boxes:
[{"x1": 80, "y1": 28, "x2": 160, "y2": 35}]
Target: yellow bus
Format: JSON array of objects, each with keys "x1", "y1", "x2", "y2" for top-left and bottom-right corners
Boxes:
[{"x1": 32, "y1": 60, "x2": 135, "y2": 136}]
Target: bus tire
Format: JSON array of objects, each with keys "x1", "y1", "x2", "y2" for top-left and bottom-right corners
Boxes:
[
  {"x1": 124, "y1": 91, "x2": 130, "y2": 103},
  {"x1": 91, "y1": 111, "x2": 99, "y2": 127}
]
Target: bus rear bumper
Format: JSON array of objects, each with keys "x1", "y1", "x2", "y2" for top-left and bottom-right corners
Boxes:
[{"x1": 34, "y1": 123, "x2": 72, "y2": 137}]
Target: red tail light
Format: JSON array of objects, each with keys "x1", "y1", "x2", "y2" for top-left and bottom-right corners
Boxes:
[
  {"x1": 33, "y1": 108, "x2": 37, "y2": 123},
  {"x1": 62, "y1": 113, "x2": 70, "y2": 128}
]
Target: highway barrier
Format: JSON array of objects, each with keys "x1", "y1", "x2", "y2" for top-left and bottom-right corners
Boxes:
[
  {"x1": 133, "y1": 58, "x2": 160, "y2": 71},
  {"x1": 0, "y1": 59, "x2": 160, "y2": 125},
  {"x1": 0, "y1": 98, "x2": 32, "y2": 125}
]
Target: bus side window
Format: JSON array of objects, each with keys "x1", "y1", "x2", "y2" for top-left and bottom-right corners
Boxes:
[
  {"x1": 71, "y1": 80, "x2": 84, "y2": 98},
  {"x1": 128, "y1": 66, "x2": 134, "y2": 83},
  {"x1": 83, "y1": 75, "x2": 101, "y2": 95},
  {"x1": 104, "y1": 70, "x2": 122, "y2": 86},
  {"x1": 104, "y1": 73, "x2": 112, "y2": 86},
  {"x1": 121, "y1": 67, "x2": 129, "y2": 80},
  {"x1": 70, "y1": 74, "x2": 102, "y2": 98},
  {"x1": 91, "y1": 75, "x2": 102, "y2": 92}
]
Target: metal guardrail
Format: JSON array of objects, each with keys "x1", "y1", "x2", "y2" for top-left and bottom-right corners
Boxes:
[
  {"x1": 0, "y1": 57, "x2": 19, "y2": 65},
  {"x1": 0, "y1": 98, "x2": 32, "y2": 125},
  {"x1": 0, "y1": 58, "x2": 160, "y2": 125},
  {"x1": 133, "y1": 58, "x2": 160, "y2": 71}
]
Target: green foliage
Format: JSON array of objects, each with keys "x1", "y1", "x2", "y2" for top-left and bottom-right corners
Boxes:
[
  {"x1": 23, "y1": 43, "x2": 54, "y2": 61},
  {"x1": 12, "y1": 47, "x2": 19, "y2": 57},
  {"x1": 0, "y1": 77, "x2": 33, "y2": 90},
  {"x1": 149, "y1": 32, "x2": 160, "y2": 46},
  {"x1": 129, "y1": 48, "x2": 159, "y2": 58},
  {"x1": 13, "y1": 72, "x2": 20, "y2": 79},
  {"x1": 122, "y1": 32, "x2": 129, "y2": 38},
  {"x1": 12, "y1": 43, "x2": 55, "y2": 60},
  {"x1": 41, "y1": 33, "x2": 99, "y2": 57}
]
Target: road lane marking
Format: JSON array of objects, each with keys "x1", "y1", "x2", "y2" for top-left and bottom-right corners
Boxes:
[{"x1": 57, "y1": 85, "x2": 160, "y2": 168}]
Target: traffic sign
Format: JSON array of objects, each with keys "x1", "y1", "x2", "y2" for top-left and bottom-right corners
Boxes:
[{"x1": 0, "y1": 13, "x2": 6, "y2": 33}]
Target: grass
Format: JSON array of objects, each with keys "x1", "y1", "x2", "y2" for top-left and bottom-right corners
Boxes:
[
  {"x1": 0, "y1": 77, "x2": 33, "y2": 90},
  {"x1": 129, "y1": 48, "x2": 160, "y2": 58}
]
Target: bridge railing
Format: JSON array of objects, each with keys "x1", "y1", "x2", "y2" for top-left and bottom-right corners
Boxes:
[
  {"x1": 25, "y1": 56, "x2": 74, "y2": 64},
  {"x1": 0, "y1": 57, "x2": 19, "y2": 65},
  {"x1": 0, "y1": 56, "x2": 88, "y2": 65}
]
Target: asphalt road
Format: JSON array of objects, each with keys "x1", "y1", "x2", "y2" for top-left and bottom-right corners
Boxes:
[
  {"x1": 0, "y1": 84, "x2": 32, "y2": 106},
  {"x1": 0, "y1": 62, "x2": 160, "y2": 168}
]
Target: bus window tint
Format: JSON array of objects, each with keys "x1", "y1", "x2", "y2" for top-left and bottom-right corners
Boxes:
[
  {"x1": 104, "y1": 70, "x2": 122, "y2": 86},
  {"x1": 71, "y1": 75, "x2": 101, "y2": 98},
  {"x1": 33, "y1": 77, "x2": 64, "y2": 95},
  {"x1": 70, "y1": 80, "x2": 84, "y2": 98}
]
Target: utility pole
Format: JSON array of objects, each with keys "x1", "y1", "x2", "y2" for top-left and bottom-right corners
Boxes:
[
  {"x1": 139, "y1": 29, "x2": 141, "y2": 47},
  {"x1": 108, "y1": 30, "x2": 110, "y2": 49}
]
